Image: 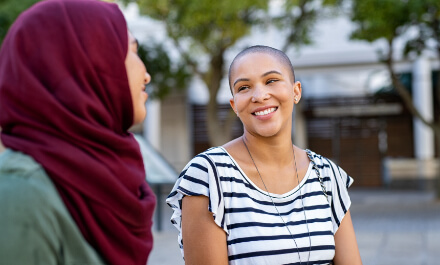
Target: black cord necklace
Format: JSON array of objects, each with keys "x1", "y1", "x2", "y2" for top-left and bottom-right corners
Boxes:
[{"x1": 241, "y1": 136, "x2": 311, "y2": 265}]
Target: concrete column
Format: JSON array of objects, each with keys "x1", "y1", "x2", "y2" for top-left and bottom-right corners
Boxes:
[
  {"x1": 143, "y1": 99, "x2": 161, "y2": 150},
  {"x1": 293, "y1": 103, "x2": 308, "y2": 149},
  {"x1": 412, "y1": 56, "x2": 434, "y2": 160}
]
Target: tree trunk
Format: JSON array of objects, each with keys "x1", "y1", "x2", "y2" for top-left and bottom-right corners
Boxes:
[
  {"x1": 384, "y1": 40, "x2": 440, "y2": 197},
  {"x1": 204, "y1": 48, "x2": 236, "y2": 147}
]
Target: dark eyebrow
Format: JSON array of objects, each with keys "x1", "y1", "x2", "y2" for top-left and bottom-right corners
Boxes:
[
  {"x1": 262, "y1": 70, "x2": 282, "y2": 77},
  {"x1": 233, "y1": 78, "x2": 250, "y2": 87},
  {"x1": 233, "y1": 70, "x2": 282, "y2": 87}
]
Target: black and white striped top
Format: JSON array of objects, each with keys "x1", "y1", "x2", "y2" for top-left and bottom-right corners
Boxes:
[{"x1": 167, "y1": 147, "x2": 353, "y2": 265}]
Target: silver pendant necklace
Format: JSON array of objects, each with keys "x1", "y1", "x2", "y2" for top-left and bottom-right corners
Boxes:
[{"x1": 242, "y1": 136, "x2": 311, "y2": 265}]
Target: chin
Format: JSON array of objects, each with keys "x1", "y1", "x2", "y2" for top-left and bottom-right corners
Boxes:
[
  {"x1": 133, "y1": 111, "x2": 147, "y2": 125},
  {"x1": 252, "y1": 127, "x2": 280, "y2": 138}
]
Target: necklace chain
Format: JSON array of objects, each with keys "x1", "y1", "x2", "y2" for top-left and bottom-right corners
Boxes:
[{"x1": 241, "y1": 136, "x2": 311, "y2": 265}]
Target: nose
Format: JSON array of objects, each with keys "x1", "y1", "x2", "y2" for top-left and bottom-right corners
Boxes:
[
  {"x1": 251, "y1": 84, "x2": 269, "y2": 103},
  {"x1": 145, "y1": 72, "x2": 151, "y2": 85}
]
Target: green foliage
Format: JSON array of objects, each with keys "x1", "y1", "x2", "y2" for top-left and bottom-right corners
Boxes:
[
  {"x1": 350, "y1": 0, "x2": 440, "y2": 94},
  {"x1": 269, "y1": 0, "x2": 343, "y2": 52},
  {"x1": 350, "y1": 0, "x2": 440, "y2": 52},
  {"x1": 125, "y1": 0, "x2": 342, "y2": 98},
  {"x1": 125, "y1": 0, "x2": 342, "y2": 145},
  {"x1": 129, "y1": 0, "x2": 268, "y2": 54},
  {"x1": 350, "y1": 0, "x2": 412, "y2": 42},
  {"x1": 137, "y1": 42, "x2": 190, "y2": 100},
  {"x1": 122, "y1": 0, "x2": 272, "y2": 144},
  {"x1": 0, "y1": 0, "x2": 41, "y2": 43},
  {"x1": 122, "y1": 0, "x2": 271, "y2": 101},
  {"x1": 351, "y1": 0, "x2": 440, "y2": 155},
  {"x1": 403, "y1": 0, "x2": 440, "y2": 56}
]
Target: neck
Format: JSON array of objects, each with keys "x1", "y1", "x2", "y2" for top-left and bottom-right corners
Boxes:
[{"x1": 242, "y1": 131, "x2": 294, "y2": 166}]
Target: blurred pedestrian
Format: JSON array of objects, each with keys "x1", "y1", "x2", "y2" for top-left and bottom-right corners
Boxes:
[
  {"x1": 0, "y1": 0, "x2": 156, "y2": 264},
  {"x1": 167, "y1": 45, "x2": 362, "y2": 264}
]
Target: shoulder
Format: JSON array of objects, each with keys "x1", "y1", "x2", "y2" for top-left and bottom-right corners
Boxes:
[
  {"x1": 306, "y1": 149, "x2": 332, "y2": 167},
  {"x1": 0, "y1": 149, "x2": 58, "y2": 205},
  {"x1": 306, "y1": 149, "x2": 344, "y2": 173},
  {"x1": 0, "y1": 150, "x2": 71, "y2": 239},
  {"x1": 0, "y1": 149, "x2": 63, "y2": 209},
  {"x1": 0, "y1": 149, "x2": 85, "y2": 244},
  {"x1": 184, "y1": 146, "x2": 231, "y2": 171},
  {"x1": 199, "y1": 146, "x2": 230, "y2": 160},
  {"x1": 0, "y1": 149, "x2": 104, "y2": 264},
  {"x1": 0, "y1": 150, "x2": 64, "y2": 262},
  {"x1": 306, "y1": 149, "x2": 353, "y2": 189},
  {"x1": 169, "y1": 146, "x2": 243, "y2": 201}
]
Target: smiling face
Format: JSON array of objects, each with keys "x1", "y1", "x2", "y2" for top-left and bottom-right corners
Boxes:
[
  {"x1": 229, "y1": 52, "x2": 301, "y2": 138},
  {"x1": 125, "y1": 31, "x2": 151, "y2": 125}
]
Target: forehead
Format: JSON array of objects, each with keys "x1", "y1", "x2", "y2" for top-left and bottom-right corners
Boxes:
[{"x1": 231, "y1": 52, "x2": 290, "y2": 78}]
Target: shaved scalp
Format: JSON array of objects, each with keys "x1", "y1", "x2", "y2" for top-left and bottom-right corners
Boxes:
[{"x1": 228, "y1": 45, "x2": 296, "y2": 94}]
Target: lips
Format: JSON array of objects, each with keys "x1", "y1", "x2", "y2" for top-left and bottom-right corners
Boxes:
[{"x1": 253, "y1": 107, "x2": 277, "y2": 116}]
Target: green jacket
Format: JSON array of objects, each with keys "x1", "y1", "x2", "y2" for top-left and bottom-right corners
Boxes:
[{"x1": 0, "y1": 149, "x2": 105, "y2": 265}]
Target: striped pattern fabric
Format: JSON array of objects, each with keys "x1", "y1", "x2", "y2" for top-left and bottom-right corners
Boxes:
[{"x1": 167, "y1": 147, "x2": 353, "y2": 265}]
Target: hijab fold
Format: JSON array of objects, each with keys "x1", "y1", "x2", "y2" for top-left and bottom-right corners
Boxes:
[{"x1": 0, "y1": 0, "x2": 156, "y2": 264}]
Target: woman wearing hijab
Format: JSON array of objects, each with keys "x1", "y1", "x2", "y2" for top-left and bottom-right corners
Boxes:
[{"x1": 0, "y1": 0, "x2": 156, "y2": 264}]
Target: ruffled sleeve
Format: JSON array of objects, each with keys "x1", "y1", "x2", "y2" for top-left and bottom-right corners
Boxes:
[
  {"x1": 321, "y1": 157, "x2": 354, "y2": 234},
  {"x1": 166, "y1": 152, "x2": 227, "y2": 257}
]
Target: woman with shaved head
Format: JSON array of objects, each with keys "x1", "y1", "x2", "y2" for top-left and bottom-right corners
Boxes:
[{"x1": 168, "y1": 45, "x2": 362, "y2": 265}]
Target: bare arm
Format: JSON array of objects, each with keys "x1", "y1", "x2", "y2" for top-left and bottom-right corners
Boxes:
[
  {"x1": 181, "y1": 195, "x2": 229, "y2": 265},
  {"x1": 333, "y1": 210, "x2": 363, "y2": 265}
]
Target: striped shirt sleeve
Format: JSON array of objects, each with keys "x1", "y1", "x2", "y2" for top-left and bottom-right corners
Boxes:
[
  {"x1": 166, "y1": 153, "x2": 228, "y2": 248},
  {"x1": 323, "y1": 158, "x2": 354, "y2": 234}
]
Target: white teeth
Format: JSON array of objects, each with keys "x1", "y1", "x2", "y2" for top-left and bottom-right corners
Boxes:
[{"x1": 254, "y1": 107, "x2": 276, "y2": 116}]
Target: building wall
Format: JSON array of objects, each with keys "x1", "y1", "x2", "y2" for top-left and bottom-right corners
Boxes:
[{"x1": 159, "y1": 92, "x2": 192, "y2": 172}]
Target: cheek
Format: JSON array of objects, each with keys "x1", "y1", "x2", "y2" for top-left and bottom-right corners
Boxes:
[
  {"x1": 135, "y1": 58, "x2": 146, "y2": 75},
  {"x1": 233, "y1": 98, "x2": 246, "y2": 113},
  {"x1": 125, "y1": 57, "x2": 135, "y2": 84},
  {"x1": 278, "y1": 88, "x2": 294, "y2": 103},
  {"x1": 125, "y1": 55, "x2": 145, "y2": 83}
]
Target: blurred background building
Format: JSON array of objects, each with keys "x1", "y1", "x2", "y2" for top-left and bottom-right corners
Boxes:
[{"x1": 122, "y1": 1, "x2": 439, "y2": 190}]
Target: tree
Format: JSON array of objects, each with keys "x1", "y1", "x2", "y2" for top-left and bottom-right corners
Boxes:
[
  {"x1": 276, "y1": 0, "x2": 343, "y2": 53},
  {"x1": 137, "y1": 42, "x2": 191, "y2": 100},
  {"x1": 350, "y1": 0, "x2": 440, "y2": 195},
  {"x1": 0, "y1": 0, "x2": 40, "y2": 43},
  {"x1": 123, "y1": 0, "x2": 269, "y2": 146},
  {"x1": 124, "y1": 0, "x2": 342, "y2": 146}
]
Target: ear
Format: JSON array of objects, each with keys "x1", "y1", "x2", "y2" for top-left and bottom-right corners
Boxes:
[
  {"x1": 229, "y1": 98, "x2": 237, "y2": 115},
  {"x1": 293, "y1": 81, "x2": 302, "y2": 103}
]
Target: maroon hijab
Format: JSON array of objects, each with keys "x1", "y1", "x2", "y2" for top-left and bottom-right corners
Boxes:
[{"x1": 0, "y1": 0, "x2": 156, "y2": 264}]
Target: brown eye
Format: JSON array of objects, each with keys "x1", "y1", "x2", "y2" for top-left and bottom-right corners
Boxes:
[{"x1": 237, "y1": 85, "x2": 249, "y2": 92}]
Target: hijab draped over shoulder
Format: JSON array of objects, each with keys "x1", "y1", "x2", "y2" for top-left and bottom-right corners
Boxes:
[{"x1": 0, "y1": 0, "x2": 156, "y2": 264}]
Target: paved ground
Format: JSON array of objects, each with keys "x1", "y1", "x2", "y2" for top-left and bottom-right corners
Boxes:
[
  {"x1": 350, "y1": 189, "x2": 440, "y2": 265},
  {"x1": 147, "y1": 188, "x2": 440, "y2": 265}
]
